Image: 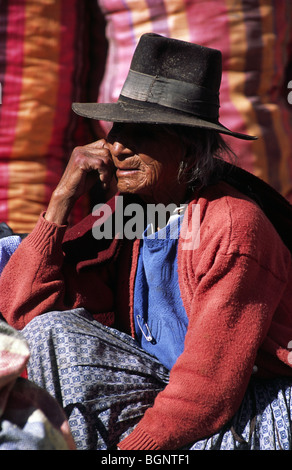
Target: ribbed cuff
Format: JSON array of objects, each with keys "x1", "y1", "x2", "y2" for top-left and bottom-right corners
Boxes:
[
  {"x1": 118, "y1": 425, "x2": 160, "y2": 450},
  {"x1": 27, "y1": 212, "x2": 67, "y2": 255}
]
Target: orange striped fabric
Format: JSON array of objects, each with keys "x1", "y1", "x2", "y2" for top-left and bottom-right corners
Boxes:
[{"x1": 0, "y1": 0, "x2": 95, "y2": 233}]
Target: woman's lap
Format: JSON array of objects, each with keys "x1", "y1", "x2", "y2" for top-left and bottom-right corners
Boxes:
[
  {"x1": 22, "y1": 308, "x2": 170, "y2": 450},
  {"x1": 22, "y1": 308, "x2": 292, "y2": 450}
]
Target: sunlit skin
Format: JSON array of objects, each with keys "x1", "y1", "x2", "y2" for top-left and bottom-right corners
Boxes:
[
  {"x1": 45, "y1": 123, "x2": 189, "y2": 225},
  {"x1": 106, "y1": 123, "x2": 188, "y2": 206}
]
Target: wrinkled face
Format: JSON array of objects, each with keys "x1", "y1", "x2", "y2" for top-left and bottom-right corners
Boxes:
[{"x1": 106, "y1": 123, "x2": 187, "y2": 204}]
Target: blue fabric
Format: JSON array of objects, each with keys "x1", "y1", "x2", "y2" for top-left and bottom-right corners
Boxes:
[
  {"x1": 0, "y1": 404, "x2": 69, "y2": 450},
  {"x1": 133, "y1": 217, "x2": 189, "y2": 370},
  {"x1": 0, "y1": 235, "x2": 21, "y2": 276},
  {"x1": 22, "y1": 309, "x2": 292, "y2": 450}
]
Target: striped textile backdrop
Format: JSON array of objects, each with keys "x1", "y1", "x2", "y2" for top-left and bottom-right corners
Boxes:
[
  {"x1": 98, "y1": 0, "x2": 292, "y2": 200},
  {"x1": 0, "y1": 0, "x2": 101, "y2": 233},
  {"x1": 0, "y1": 0, "x2": 291, "y2": 233}
]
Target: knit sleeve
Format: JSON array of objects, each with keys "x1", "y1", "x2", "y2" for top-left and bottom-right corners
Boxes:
[{"x1": 0, "y1": 213, "x2": 67, "y2": 329}]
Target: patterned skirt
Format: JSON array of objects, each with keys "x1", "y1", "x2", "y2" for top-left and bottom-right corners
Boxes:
[{"x1": 22, "y1": 308, "x2": 292, "y2": 450}]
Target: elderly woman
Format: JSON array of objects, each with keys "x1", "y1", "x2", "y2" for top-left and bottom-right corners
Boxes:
[{"x1": 0, "y1": 33, "x2": 292, "y2": 451}]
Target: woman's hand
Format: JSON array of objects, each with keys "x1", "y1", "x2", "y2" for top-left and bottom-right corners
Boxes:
[{"x1": 45, "y1": 139, "x2": 115, "y2": 225}]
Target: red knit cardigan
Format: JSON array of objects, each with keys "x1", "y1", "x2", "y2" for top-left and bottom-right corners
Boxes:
[{"x1": 0, "y1": 181, "x2": 292, "y2": 450}]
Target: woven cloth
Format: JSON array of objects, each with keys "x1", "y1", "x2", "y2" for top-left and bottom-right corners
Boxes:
[
  {"x1": 23, "y1": 308, "x2": 292, "y2": 450},
  {"x1": 22, "y1": 309, "x2": 170, "y2": 450}
]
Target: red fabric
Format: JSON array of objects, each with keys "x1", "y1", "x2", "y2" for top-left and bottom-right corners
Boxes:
[
  {"x1": 120, "y1": 182, "x2": 292, "y2": 449},
  {"x1": 0, "y1": 184, "x2": 291, "y2": 449},
  {"x1": 20, "y1": 368, "x2": 28, "y2": 380}
]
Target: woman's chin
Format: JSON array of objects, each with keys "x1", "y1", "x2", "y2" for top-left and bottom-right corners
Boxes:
[{"x1": 116, "y1": 179, "x2": 147, "y2": 196}]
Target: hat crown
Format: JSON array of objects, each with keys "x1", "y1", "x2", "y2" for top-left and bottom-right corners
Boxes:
[
  {"x1": 72, "y1": 33, "x2": 256, "y2": 140},
  {"x1": 129, "y1": 33, "x2": 222, "y2": 94}
]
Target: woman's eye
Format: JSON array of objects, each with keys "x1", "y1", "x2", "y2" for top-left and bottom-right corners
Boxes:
[{"x1": 107, "y1": 124, "x2": 157, "y2": 148}]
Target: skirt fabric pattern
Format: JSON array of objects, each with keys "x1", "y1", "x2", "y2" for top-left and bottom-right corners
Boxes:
[
  {"x1": 190, "y1": 378, "x2": 292, "y2": 450},
  {"x1": 22, "y1": 309, "x2": 170, "y2": 450},
  {"x1": 22, "y1": 309, "x2": 292, "y2": 450}
]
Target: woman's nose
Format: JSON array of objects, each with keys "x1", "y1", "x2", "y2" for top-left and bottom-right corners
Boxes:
[{"x1": 110, "y1": 140, "x2": 133, "y2": 159}]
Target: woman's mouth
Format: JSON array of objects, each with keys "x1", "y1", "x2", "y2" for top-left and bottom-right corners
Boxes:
[{"x1": 116, "y1": 167, "x2": 140, "y2": 177}]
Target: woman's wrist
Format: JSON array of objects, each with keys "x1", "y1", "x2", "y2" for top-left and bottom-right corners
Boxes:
[{"x1": 45, "y1": 190, "x2": 76, "y2": 226}]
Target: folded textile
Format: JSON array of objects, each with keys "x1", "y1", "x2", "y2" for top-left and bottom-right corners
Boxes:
[{"x1": 0, "y1": 321, "x2": 75, "y2": 450}]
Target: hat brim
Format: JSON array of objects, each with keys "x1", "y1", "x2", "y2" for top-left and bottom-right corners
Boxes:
[{"x1": 72, "y1": 99, "x2": 257, "y2": 141}]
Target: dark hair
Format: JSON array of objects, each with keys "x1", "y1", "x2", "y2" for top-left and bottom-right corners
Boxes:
[{"x1": 164, "y1": 125, "x2": 236, "y2": 190}]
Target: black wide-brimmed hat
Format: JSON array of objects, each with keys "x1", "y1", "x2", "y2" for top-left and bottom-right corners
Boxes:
[{"x1": 73, "y1": 33, "x2": 256, "y2": 140}]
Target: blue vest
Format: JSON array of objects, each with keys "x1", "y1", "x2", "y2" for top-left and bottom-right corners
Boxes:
[{"x1": 133, "y1": 214, "x2": 189, "y2": 370}]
